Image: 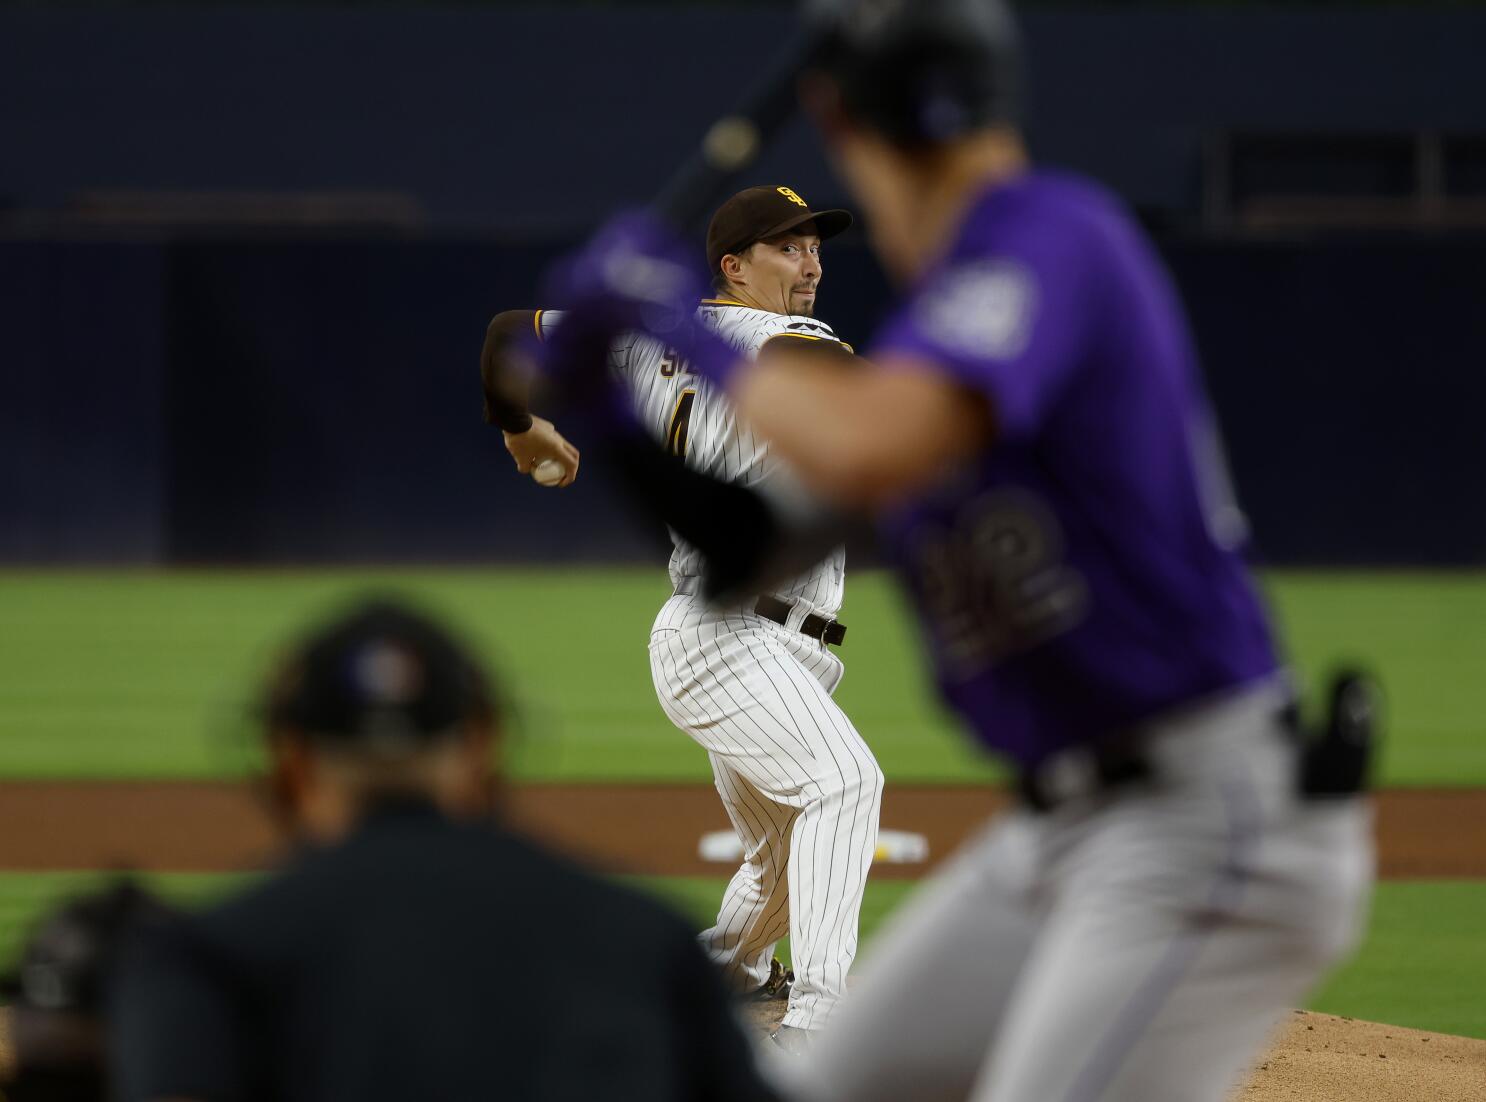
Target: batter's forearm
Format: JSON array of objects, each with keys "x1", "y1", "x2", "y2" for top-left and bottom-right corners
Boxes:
[
  {"x1": 735, "y1": 355, "x2": 990, "y2": 507},
  {"x1": 481, "y1": 309, "x2": 540, "y2": 433}
]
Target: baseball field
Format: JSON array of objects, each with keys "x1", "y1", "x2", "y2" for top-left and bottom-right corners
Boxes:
[{"x1": 2, "y1": 567, "x2": 1484, "y2": 1083}]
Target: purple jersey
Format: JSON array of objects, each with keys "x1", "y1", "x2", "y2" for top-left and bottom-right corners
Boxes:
[{"x1": 873, "y1": 171, "x2": 1278, "y2": 767}]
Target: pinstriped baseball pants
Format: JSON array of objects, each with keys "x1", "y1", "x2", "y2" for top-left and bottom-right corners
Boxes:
[{"x1": 649, "y1": 593, "x2": 884, "y2": 1031}]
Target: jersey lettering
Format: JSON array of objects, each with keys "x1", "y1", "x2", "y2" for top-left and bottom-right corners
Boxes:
[
  {"x1": 659, "y1": 348, "x2": 687, "y2": 378},
  {"x1": 607, "y1": 301, "x2": 845, "y2": 614},
  {"x1": 666, "y1": 390, "x2": 697, "y2": 457}
]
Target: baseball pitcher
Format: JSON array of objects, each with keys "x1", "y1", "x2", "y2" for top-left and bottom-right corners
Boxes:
[{"x1": 481, "y1": 186, "x2": 884, "y2": 1041}]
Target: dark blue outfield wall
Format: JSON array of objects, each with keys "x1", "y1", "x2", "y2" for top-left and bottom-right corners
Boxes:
[
  {"x1": 3, "y1": 235, "x2": 1485, "y2": 566},
  {"x1": 5, "y1": 7, "x2": 1486, "y2": 227}
]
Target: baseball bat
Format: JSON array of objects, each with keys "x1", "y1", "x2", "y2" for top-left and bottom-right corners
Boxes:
[{"x1": 651, "y1": 28, "x2": 828, "y2": 230}]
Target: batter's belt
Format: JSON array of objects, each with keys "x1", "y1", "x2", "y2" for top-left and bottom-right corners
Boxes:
[
  {"x1": 1018, "y1": 671, "x2": 1375, "y2": 813},
  {"x1": 672, "y1": 578, "x2": 846, "y2": 646}
]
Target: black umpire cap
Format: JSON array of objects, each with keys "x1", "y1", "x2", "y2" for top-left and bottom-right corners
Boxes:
[
  {"x1": 706, "y1": 185, "x2": 852, "y2": 280},
  {"x1": 262, "y1": 599, "x2": 498, "y2": 752}
]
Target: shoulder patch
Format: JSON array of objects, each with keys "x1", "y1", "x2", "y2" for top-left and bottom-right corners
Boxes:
[
  {"x1": 783, "y1": 319, "x2": 837, "y2": 338},
  {"x1": 915, "y1": 259, "x2": 1038, "y2": 361}
]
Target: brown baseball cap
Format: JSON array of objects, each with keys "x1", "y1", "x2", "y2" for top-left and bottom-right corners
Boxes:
[{"x1": 705, "y1": 185, "x2": 853, "y2": 279}]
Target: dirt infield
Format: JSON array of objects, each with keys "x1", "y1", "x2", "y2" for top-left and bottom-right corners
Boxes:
[
  {"x1": 3, "y1": 1004, "x2": 1480, "y2": 1099},
  {"x1": 736, "y1": 1004, "x2": 1486, "y2": 1101},
  {"x1": 0, "y1": 781, "x2": 1481, "y2": 876},
  {"x1": 2, "y1": 783, "x2": 1481, "y2": 1098}
]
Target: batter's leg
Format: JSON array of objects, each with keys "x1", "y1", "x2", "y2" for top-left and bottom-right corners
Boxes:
[
  {"x1": 780, "y1": 816, "x2": 1040, "y2": 1102},
  {"x1": 972, "y1": 795, "x2": 1371, "y2": 1101},
  {"x1": 698, "y1": 752, "x2": 798, "y2": 992}
]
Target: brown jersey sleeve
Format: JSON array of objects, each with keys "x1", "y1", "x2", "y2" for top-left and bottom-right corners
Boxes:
[{"x1": 480, "y1": 309, "x2": 541, "y2": 433}]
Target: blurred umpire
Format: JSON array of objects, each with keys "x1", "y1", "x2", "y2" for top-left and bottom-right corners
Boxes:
[{"x1": 109, "y1": 598, "x2": 778, "y2": 1102}]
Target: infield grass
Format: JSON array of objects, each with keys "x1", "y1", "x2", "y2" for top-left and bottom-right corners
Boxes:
[
  {"x1": 0, "y1": 568, "x2": 1482, "y2": 783},
  {"x1": 0, "y1": 872, "x2": 1480, "y2": 1039}
]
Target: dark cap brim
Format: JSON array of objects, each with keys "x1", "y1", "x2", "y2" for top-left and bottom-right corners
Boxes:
[
  {"x1": 753, "y1": 208, "x2": 854, "y2": 247},
  {"x1": 717, "y1": 208, "x2": 855, "y2": 264}
]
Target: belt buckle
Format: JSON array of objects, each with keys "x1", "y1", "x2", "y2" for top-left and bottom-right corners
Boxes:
[
  {"x1": 1042, "y1": 750, "x2": 1100, "y2": 805},
  {"x1": 1022, "y1": 737, "x2": 1153, "y2": 812},
  {"x1": 1022, "y1": 748, "x2": 1099, "y2": 812}
]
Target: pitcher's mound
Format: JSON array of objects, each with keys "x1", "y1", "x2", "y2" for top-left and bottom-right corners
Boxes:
[
  {"x1": 743, "y1": 1003, "x2": 1485, "y2": 1100},
  {"x1": 6, "y1": 1003, "x2": 1483, "y2": 1097},
  {"x1": 1235, "y1": 1009, "x2": 1485, "y2": 1101}
]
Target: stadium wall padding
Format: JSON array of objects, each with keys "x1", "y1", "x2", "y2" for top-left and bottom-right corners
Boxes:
[
  {"x1": 0, "y1": 243, "x2": 169, "y2": 562},
  {"x1": 3, "y1": 8, "x2": 1486, "y2": 227},
  {"x1": 3, "y1": 237, "x2": 1484, "y2": 566}
]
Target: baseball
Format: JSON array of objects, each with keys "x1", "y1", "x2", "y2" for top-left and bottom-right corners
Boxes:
[{"x1": 531, "y1": 459, "x2": 565, "y2": 486}]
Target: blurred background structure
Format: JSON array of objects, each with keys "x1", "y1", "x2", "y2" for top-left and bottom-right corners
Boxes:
[{"x1": 5, "y1": 0, "x2": 1486, "y2": 565}]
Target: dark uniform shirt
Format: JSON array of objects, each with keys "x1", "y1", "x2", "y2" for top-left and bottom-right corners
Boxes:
[{"x1": 110, "y1": 801, "x2": 776, "y2": 1102}]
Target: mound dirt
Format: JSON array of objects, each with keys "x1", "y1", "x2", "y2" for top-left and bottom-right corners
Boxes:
[
  {"x1": 4, "y1": 1004, "x2": 1482, "y2": 1097},
  {"x1": 1234, "y1": 1010, "x2": 1486, "y2": 1101},
  {"x1": 741, "y1": 1004, "x2": 1485, "y2": 1100}
]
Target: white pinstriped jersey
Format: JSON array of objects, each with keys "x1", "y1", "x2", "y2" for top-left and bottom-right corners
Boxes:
[{"x1": 538, "y1": 300, "x2": 848, "y2": 615}]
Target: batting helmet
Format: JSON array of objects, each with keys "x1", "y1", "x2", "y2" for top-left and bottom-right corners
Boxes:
[{"x1": 804, "y1": 0, "x2": 1023, "y2": 146}]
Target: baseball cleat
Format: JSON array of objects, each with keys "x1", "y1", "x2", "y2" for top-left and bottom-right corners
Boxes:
[
  {"x1": 748, "y1": 957, "x2": 794, "y2": 1002},
  {"x1": 769, "y1": 1024, "x2": 816, "y2": 1055}
]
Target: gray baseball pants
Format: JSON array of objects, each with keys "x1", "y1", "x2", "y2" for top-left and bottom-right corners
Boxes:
[{"x1": 777, "y1": 679, "x2": 1373, "y2": 1101}]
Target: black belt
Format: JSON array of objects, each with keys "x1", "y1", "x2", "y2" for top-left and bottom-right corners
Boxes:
[
  {"x1": 671, "y1": 579, "x2": 846, "y2": 647},
  {"x1": 1019, "y1": 701, "x2": 1318, "y2": 814},
  {"x1": 754, "y1": 595, "x2": 847, "y2": 647},
  {"x1": 1017, "y1": 735, "x2": 1153, "y2": 813}
]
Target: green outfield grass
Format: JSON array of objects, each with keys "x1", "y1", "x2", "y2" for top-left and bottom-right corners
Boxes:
[
  {"x1": 1, "y1": 872, "x2": 1480, "y2": 1039},
  {"x1": 0, "y1": 568, "x2": 1482, "y2": 783},
  {"x1": 642, "y1": 877, "x2": 1486, "y2": 1040}
]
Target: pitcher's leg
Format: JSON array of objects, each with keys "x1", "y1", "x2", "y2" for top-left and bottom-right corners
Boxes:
[
  {"x1": 753, "y1": 631, "x2": 883, "y2": 1029},
  {"x1": 780, "y1": 744, "x2": 883, "y2": 1029},
  {"x1": 650, "y1": 626, "x2": 800, "y2": 990},
  {"x1": 699, "y1": 754, "x2": 798, "y2": 991},
  {"x1": 652, "y1": 616, "x2": 883, "y2": 1028}
]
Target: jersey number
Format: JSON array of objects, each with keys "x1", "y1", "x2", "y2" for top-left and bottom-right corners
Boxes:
[
  {"x1": 666, "y1": 390, "x2": 697, "y2": 458},
  {"x1": 910, "y1": 489, "x2": 1087, "y2": 675}
]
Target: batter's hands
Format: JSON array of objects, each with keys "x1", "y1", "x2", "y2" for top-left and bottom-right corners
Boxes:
[
  {"x1": 544, "y1": 210, "x2": 700, "y2": 319},
  {"x1": 503, "y1": 416, "x2": 580, "y2": 487},
  {"x1": 539, "y1": 211, "x2": 743, "y2": 394}
]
